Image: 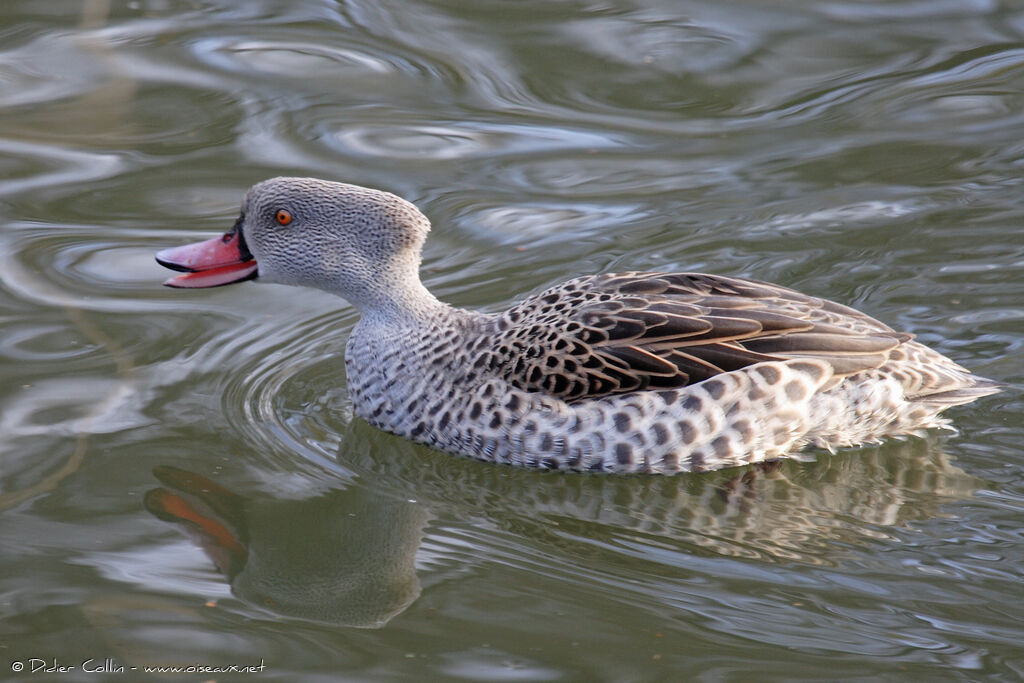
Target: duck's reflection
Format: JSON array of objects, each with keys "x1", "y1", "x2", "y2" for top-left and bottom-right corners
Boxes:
[
  {"x1": 146, "y1": 430, "x2": 982, "y2": 627},
  {"x1": 144, "y1": 466, "x2": 427, "y2": 628},
  {"x1": 337, "y1": 420, "x2": 983, "y2": 564}
]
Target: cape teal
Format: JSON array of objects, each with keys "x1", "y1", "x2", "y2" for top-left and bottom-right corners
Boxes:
[{"x1": 157, "y1": 177, "x2": 999, "y2": 473}]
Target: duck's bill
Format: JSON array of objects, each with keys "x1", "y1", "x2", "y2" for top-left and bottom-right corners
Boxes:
[{"x1": 155, "y1": 226, "x2": 257, "y2": 288}]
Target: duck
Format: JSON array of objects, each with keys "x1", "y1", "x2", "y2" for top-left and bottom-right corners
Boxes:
[{"x1": 156, "y1": 177, "x2": 999, "y2": 474}]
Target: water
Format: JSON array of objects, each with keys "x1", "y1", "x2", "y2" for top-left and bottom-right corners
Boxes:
[{"x1": 1, "y1": 1, "x2": 1022, "y2": 680}]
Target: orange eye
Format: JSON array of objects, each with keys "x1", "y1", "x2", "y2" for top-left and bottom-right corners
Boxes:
[{"x1": 275, "y1": 209, "x2": 292, "y2": 226}]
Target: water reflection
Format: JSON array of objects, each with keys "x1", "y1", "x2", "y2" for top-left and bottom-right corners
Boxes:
[
  {"x1": 145, "y1": 466, "x2": 427, "y2": 629},
  {"x1": 330, "y1": 424, "x2": 983, "y2": 570},
  {"x1": 146, "y1": 420, "x2": 983, "y2": 631}
]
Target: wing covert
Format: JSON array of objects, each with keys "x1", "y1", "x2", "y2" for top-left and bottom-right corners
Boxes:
[{"x1": 480, "y1": 272, "x2": 907, "y2": 402}]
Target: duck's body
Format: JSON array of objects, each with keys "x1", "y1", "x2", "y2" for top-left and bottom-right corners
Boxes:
[{"x1": 157, "y1": 177, "x2": 998, "y2": 473}]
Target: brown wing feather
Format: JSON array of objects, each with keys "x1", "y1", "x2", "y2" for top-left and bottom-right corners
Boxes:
[{"x1": 482, "y1": 272, "x2": 909, "y2": 402}]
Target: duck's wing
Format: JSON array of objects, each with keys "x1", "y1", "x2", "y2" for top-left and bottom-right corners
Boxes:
[{"x1": 481, "y1": 272, "x2": 910, "y2": 402}]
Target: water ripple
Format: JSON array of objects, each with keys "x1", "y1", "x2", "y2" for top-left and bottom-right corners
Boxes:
[
  {"x1": 324, "y1": 120, "x2": 623, "y2": 161},
  {"x1": 194, "y1": 38, "x2": 397, "y2": 78},
  {"x1": 0, "y1": 223, "x2": 226, "y2": 311},
  {"x1": 0, "y1": 140, "x2": 124, "y2": 197},
  {"x1": 218, "y1": 309, "x2": 355, "y2": 478}
]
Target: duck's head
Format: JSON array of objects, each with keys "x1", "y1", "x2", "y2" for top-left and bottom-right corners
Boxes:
[{"x1": 156, "y1": 177, "x2": 432, "y2": 310}]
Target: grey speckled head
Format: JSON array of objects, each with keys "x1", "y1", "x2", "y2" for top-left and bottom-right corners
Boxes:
[{"x1": 241, "y1": 177, "x2": 434, "y2": 315}]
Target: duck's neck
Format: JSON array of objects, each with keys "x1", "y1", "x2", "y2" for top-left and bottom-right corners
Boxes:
[
  {"x1": 361, "y1": 278, "x2": 449, "y2": 328},
  {"x1": 337, "y1": 258, "x2": 451, "y2": 329}
]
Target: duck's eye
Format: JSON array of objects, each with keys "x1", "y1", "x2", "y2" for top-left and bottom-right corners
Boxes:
[{"x1": 275, "y1": 209, "x2": 292, "y2": 226}]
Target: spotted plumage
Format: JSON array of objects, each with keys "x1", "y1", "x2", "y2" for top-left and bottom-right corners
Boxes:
[{"x1": 157, "y1": 177, "x2": 1000, "y2": 474}]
